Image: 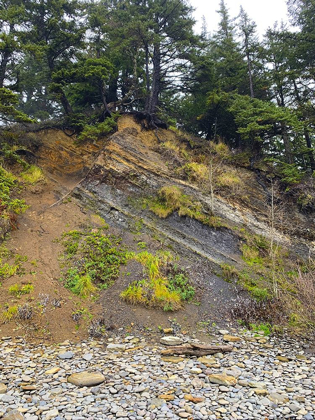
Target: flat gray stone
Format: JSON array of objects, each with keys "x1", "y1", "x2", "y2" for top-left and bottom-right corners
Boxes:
[
  {"x1": 58, "y1": 351, "x2": 74, "y2": 359},
  {"x1": 106, "y1": 343, "x2": 126, "y2": 351},
  {"x1": 160, "y1": 336, "x2": 183, "y2": 346},
  {"x1": 67, "y1": 372, "x2": 105, "y2": 387}
]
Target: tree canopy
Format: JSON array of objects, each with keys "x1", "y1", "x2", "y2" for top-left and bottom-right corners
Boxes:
[{"x1": 1, "y1": 0, "x2": 314, "y2": 175}]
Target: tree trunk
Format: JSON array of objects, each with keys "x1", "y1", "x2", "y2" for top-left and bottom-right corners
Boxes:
[
  {"x1": 0, "y1": 49, "x2": 11, "y2": 88},
  {"x1": 59, "y1": 89, "x2": 73, "y2": 115},
  {"x1": 276, "y1": 85, "x2": 293, "y2": 164},
  {"x1": 99, "y1": 80, "x2": 111, "y2": 121},
  {"x1": 145, "y1": 43, "x2": 161, "y2": 115},
  {"x1": 293, "y1": 80, "x2": 315, "y2": 172},
  {"x1": 144, "y1": 43, "x2": 150, "y2": 112},
  {"x1": 304, "y1": 128, "x2": 315, "y2": 173},
  {"x1": 244, "y1": 36, "x2": 254, "y2": 98},
  {"x1": 281, "y1": 121, "x2": 293, "y2": 164}
]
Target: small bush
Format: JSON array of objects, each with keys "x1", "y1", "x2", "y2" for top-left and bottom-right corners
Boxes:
[
  {"x1": 249, "y1": 322, "x2": 272, "y2": 336},
  {"x1": 77, "y1": 116, "x2": 118, "y2": 142},
  {"x1": 121, "y1": 251, "x2": 195, "y2": 311},
  {"x1": 72, "y1": 274, "x2": 97, "y2": 298},
  {"x1": 60, "y1": 228, "x2": 129, "y2": 295},
  {"x1": 18, "y1": 304, "x2": 33, "y2": 320},
  {"x1": 181, "y1": 162, "x2": 209, "y2": 184},
  {"x1": 241, "y1": 245, "x2": 264, "y2": 266},
  {"x1": 0, "y1": 165, "x2": 28, "y2": 221},
  {"x1": 216, "y1": 170, "x2": 242, "y2": 194},
  {"x1": 149, "y1": 185, "x2": 222, "y2": 228},
  {"x1": 230, "y1": 296, "x2": 285, "y2": 327},
  {"x1": 221, "y1": 263, "x2": 239, "y2": 282},
  {"x1": 168, "y1": 272, "x2": 195, "y2": 301}
]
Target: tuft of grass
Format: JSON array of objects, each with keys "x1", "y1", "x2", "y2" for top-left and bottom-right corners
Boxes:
[
  {"x1": 250, "y1": 322, "x2": 272, "y2": 336},
  {"x1": 2, "y1": 305, "x2": 18, "y2": 322},
  {"x1": 0, "y1": 165, "x2": 28, "y2": 224},
  {"x1": 121, "y1": 251, "x2": 194, "y2": 311},
  {"x1": 20, "y1": 165, "x2": 45, "y2": 184},
  {"x1": 0, "y1": 248, "x2": 27, "y2": 279},
  {"x1": 149, "y1": 185, "x2": 222, "y2": 228},
  {"x1": 216, "y1": 170, "x2": 242, "y2": 192},
  {"x1": 72, "y1": 274, "x2": 97, "y2": 298},
  {"x1": 181, "y1": 162, "x2": 209, "y2": 184}
]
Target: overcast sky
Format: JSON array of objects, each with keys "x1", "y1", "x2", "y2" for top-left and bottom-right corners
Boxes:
[{"x1": 191, "y1": 0, "x2": 289, "y2": 36}]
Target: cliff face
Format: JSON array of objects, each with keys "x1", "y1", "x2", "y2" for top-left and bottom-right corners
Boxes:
[
  {"x1": 25, "y1": 114, "x2": 314, "y2": 335},
  {"x1": 62, "y1": 115, "x2": 312, "y2": 263}
]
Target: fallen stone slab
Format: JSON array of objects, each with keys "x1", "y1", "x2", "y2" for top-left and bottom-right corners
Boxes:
[
  {"x1": 160, "y1": 336, "x2": 183, "y2": 346},
  {"x1": 67, "y1": 372, "x2": 105, "y2": 387},
  {"x1": 208, "y1": 373, "x2": 237, "y2": 386},
  {"x1": 161, "y1": 343, "x2": 233, "y2": 356},
  {"x1": 3, "y1": 410, "x2": 25, "y2": 420}
]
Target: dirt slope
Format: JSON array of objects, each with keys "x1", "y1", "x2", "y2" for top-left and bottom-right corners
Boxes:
[{"x1": 0, "y1": 115, "x2": 313, "y2": 342}]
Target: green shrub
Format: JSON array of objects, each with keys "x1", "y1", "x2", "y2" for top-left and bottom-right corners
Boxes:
[
  {"x1": 121, "y1": 251, "x2": 195, "y2": 311},
  {"x1": 60, "y1": 228, "x2": 129, "y2": 295},
  {"x1": 77, "y1": 116, "x2": 118, "y2": 142}
]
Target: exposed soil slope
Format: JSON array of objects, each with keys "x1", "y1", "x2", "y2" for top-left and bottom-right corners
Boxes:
[{"x1": 0, "y1": 116, "x2": 313, "y2": 342}]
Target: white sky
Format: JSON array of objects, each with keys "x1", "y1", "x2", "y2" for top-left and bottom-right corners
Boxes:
[{"x1": 191, "y1": 0, "x2": 289, "y2": 36}]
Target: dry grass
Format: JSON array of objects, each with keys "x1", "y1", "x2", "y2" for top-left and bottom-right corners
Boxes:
[
  {"x1": 182, "y1": 162, "x2": 209, "y2": 184},
  {"x1": 216, "y1": 169, "x2": 243, "y2": 194}
]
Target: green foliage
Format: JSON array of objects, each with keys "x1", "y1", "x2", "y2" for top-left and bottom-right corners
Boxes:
[
  {"x1": 2, "y1": 305, "x2": 18, "y2": 322},
  {"x1": 121, "y1": 251, "x2": 195, "y2": 311},
  {"x1": 269, "y1": 160, "x2": 304, "y2": 186},
  {"x1": 0, "y1": 246, "x2": 27, "y2": 279},
  {"x1": 220, "y1": 263, "x2": 239, "y2": 282},
  {"x1": 0, "y1": 88, "x2": 33, "y2": 124},
  {"x1": 71, "y1": 274, "x2": 97, "y2": 298},
  {"x1": 60, "y1": 228, "x2": 129, "y2": 295},
  {"x1": 249, "y1": 322, "x2": 272, "y2": 336},
  {"x1": 0, "y1": 165, "x2": 27, "y2": 217},
  {"x1": 77, "y1": 116, "x2": 118, "y2": 142},
  {"x1": 8, "y1": 283, "x2": 34, "y2": 297},
  {"x1": 181, "y1": 163, "x2": 209, "y2": 184},
  {"x1": 19, "y1": 165, "x2": 45, "y2": 185},
  {"x1": 167, "y1": 271, "x2": 195, "y2": 301},
  {"x1": 241, "y1": 244, "x2": 264, "y2": 266}
]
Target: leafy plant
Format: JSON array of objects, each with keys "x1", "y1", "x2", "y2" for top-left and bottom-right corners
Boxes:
[
  {"x1": 77, "y1": 115, "x2": 118, "y2": 142},
  {"x1": 249, "y1": 322, "x2": 272, "y2": 336},
  {"x1": 121, "y1": 251, "x2": 195, "y2": 311},
  {"x1": 59, "y1": 228, "x2": 129, "y2": 296},
  {"x1": 9, "y1": 283, "x2": 34, "y2": 297}
]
